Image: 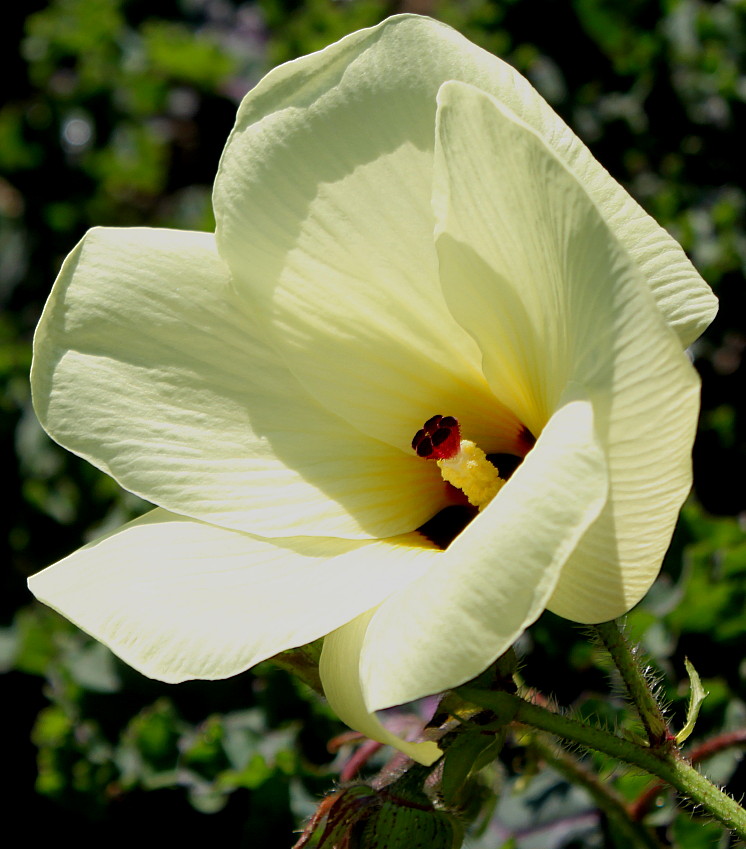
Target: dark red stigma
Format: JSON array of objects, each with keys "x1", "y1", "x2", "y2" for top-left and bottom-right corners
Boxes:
[{"x1": 411, "y1": 414, "x2": 461, "y2": 460}]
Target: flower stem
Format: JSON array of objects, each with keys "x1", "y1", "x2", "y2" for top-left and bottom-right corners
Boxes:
[
  {"x1": 593, "y1": 619, "x2": 669, "y2": 747},
  {"x1": 529, "y1": 733, "x2": 663, "y2": 849},
  {"x1": 630, "y1": 729, "x2": 746, "y2": 821},
  {"x1": 457, "y1": 687, "x2": 746, "y2": 839}
]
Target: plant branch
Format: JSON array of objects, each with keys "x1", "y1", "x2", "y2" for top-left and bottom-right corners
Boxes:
[
  {"x1": 458, "y1": 687, "x2": 746, "y2": 839},
  {"x1": 630, "y1": 729, "x2": 746, "y2": 822},
  {"x1": 594, "y1": 620, "x2": 670, "y2": 747},
  {"x1": 530, "y1": 733, "x2": 663, "y2": 849}
]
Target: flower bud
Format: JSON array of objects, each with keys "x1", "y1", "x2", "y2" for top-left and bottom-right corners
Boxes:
[{"x1": 356, "y1": 798, "x2": 463, "y2": 849}]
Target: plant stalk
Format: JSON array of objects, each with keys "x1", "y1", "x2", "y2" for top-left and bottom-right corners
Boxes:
[
  {"x1": 594, "y1": 619, "x2": 670, "y2": 747},
  {"x1": 530, "y1": 733, "x2": 663, "y2": 849},
  {"x1": 458, "y1": 687, "x2": 746, "y2": 839}
]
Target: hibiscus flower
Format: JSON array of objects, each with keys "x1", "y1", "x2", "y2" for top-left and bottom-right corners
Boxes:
[{"x1": 29, "y1": 15, "x2": 716, "y2": 765}]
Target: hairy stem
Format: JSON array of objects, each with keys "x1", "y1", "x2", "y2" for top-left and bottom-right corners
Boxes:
[
  {"x1": 630, "y1": 729, "x2": 746, "y2": 821},
  {"x1": 594, "y1": 619, "x2": 670, "y2": 747},
  {"x1": 458, "y1": 687, "x2": 746, "y2": 839},
  {"x1": 530, "y1": 733, "x2": 662, "y2": 849}
]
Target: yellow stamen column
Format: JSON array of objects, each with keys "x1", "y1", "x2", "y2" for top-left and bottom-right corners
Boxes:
[{"x1": 437, "y1": 440, "x2": 505, "y2": 511}]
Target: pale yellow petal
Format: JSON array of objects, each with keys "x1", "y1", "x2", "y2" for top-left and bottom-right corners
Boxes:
[
  {"x1": 433, "y1": 81, "x2": 701, "y2": 622},
  {"x1": 320, "y1": 609, "x2": 442, "y2": 766},
  {"x1": 31, "y1": 227, "x2": 442, "y2": 539},
  {"x1": 214, "y1": 19, "x2": 713, "y2": 469},
  {"x1": 28, "y1": 509, "x2": 439, "y2": 683}
]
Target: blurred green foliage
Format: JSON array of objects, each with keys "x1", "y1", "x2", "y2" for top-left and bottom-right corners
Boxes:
[{"x1": 3, "y1": 0, "x2": 746, "y2": 846}]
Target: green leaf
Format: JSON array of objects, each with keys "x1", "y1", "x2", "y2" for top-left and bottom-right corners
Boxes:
[
  {"x1": 441, "y1": 728, "x2": 503, "y2": 806},
  {"x1": 676, "y1": 657, "x2": 709, "y2": 744}
]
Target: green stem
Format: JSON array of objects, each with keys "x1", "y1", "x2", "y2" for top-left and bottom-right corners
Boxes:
[
  {"x1": 530, "y1": 734, "x2": 662, "y2": 849},
  {"x1": 594, "y1": 619, "x2": 669, "y2": 747},
  {"x1": 458, "y1": 687, "x2": 746, "y2": 839},
  {"x1": 630, "y1": 729, "x2": 746, "y2": 821}
]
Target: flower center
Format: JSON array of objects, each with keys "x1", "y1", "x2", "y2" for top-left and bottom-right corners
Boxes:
[{"x1": 412, "y1": 415, "x2": 505, "y2": 511}]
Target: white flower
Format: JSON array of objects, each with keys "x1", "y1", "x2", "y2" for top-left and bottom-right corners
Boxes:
[{"x1": 29, "y1": 15, "x2": 716, "y2": 765}]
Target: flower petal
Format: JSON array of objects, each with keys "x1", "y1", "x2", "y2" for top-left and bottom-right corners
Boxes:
[
  {"x1": 214, "y1": 19, "x2": 572, "y2": 456},
  {"x1": 320, "y1": 609, "x2": 443, "y2": 766},
  {"x1": 28, "y1": 509, "x2": 439, "y2": 683},
  {"x1": 433, "y1": 81, "x2": 702, "y2": 622},
  {"x1": 329, "y1": 395, "x2": 606, "y2": 712},
  {"x1": 31, "y1": 227, "x2": 445, "y2": 539},
  {"x1": 214, "y1": 18, "x2": 713, "y2": 461}
]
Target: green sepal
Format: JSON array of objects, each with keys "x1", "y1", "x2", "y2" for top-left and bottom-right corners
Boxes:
[
  {"x1": 441, "y1": 728, "x2": 504, "y2": 807},
  {"x1": 296, "y1": 785, "x2": 379, "y2": 848},
  {"x1": 455, "y1": 687, "x2": 521, "y2": 727},
  {"x1": 268, "y1": 639, "x2": 324, "y2": 694}
]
